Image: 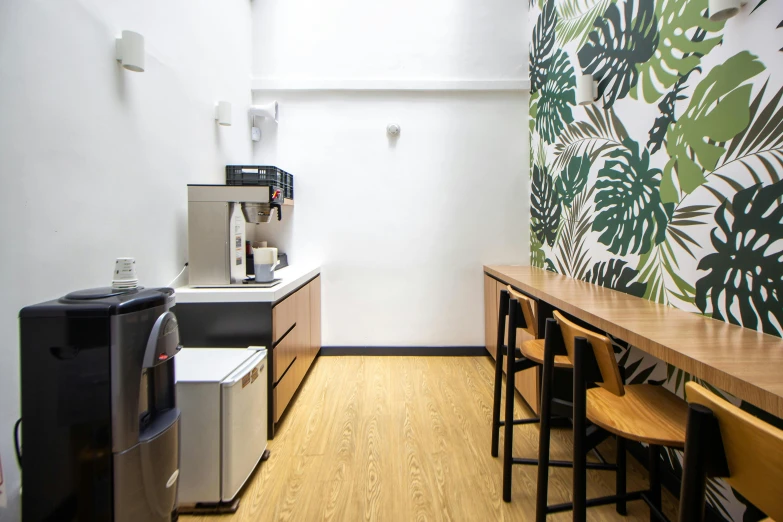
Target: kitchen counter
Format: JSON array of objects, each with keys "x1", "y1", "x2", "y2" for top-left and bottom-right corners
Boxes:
[{"x1": 174, "y1": 265, "x2": 321, "y2": 304}]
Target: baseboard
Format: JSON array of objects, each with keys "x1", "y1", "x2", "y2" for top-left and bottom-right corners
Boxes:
[{"x1": 319, "y1": 346, "x2": 488, "y2": 356}]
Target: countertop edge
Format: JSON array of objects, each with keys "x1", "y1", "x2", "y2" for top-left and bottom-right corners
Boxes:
[{"x1": 173, "y1": 266, "x2": 321, "y2": 304}]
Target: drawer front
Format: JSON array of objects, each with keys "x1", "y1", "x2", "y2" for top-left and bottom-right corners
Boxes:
[
  {"x1": 272, "y1": 293, "x2": 297, "y2": 342},
  {"x1": 273, "y1": 328, "x2": 297, "y2": 382},
  {"x1": 273, "y1": 363, "x2": 298, "y2": 423}
]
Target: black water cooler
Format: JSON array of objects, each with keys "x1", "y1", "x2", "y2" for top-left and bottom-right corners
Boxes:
[{"x1": 19, "y1": 287, "x2": 182, "y2": 522}]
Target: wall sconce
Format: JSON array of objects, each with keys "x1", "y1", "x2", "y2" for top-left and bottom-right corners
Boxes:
[
  {"x1": 576, "y1": 74, "x2": 599, "y2": 105},
  {"x1": 248, "y1": 101, "x2": 278, "y2": 141},
  {"x1": 215, "y1": 101, "x2": 232, "y2": 126},
  {"x1": 709, "y1": 0, "x2": 746, "y2": 21},
  {"x1": 115, "y1": 31, "x2": 145, "y2": 72}
]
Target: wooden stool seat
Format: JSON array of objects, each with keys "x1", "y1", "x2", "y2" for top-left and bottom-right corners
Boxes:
[
  {"x1": 586, "y1": 384, "x2": 688, "y2": 448},
  {"x1": 519, "y1": 339, "x2": 572, "y2": 369}
]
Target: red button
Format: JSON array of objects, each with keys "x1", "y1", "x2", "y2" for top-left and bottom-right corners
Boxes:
[{"x1": 158, "y1": 354, "x2": 168, "y2": 360}]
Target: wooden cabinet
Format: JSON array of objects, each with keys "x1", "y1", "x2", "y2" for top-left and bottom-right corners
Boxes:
[
  {"x1": 309, "y1": 276, "x2": 322, "y2": 359},
  {"x1": 272, "y1": 275, "x2": 321, "y2": 422},
  {"x1": 484, "y1": 274, "x2": 540, "y2": 414}
]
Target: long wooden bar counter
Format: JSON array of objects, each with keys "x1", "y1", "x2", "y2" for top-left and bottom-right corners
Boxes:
[{"x1": 485, "y1": 265, "x2": 783, "y2": 419}]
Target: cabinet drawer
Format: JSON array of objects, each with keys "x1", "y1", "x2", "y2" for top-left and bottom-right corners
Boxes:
[
  {"x1": 273, "y1": 329, "x2": 297, "y2": 382},
  {"x1": 272, "y1": 293, "x2": 297, "y2": 342},
  {"x1": 273, "y1": 369, "x2": 297, "y2": 423}
]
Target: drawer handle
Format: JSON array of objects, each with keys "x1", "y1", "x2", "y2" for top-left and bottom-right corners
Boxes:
[
  {"x1": 273, "y1": 323, "x2": 296, "y2": 347},
  {"x1": 273, "y1": 357, "x2": 297, "y2": 387}
]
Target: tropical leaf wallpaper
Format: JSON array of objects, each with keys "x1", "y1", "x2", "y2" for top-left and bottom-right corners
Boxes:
[{"x1": 528, "y1": 0, "x2": 783, "y2": 519}]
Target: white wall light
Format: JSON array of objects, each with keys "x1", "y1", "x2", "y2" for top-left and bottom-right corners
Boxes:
[
  {"x1": 115, "y1": 31, "x2": 145, "y2": 72},
  {"x1": 215, "y1": 101, "x2": 232, "y2": 126},
  {"x1": 709, "y1": 0, "x2": 746, "y2": 21},
  {"x1": 576, "y1": 74, "x2": 599, "y2": 106},
  {"x1": 248, "y1": 101, "x2": 278, "y2": 141}
]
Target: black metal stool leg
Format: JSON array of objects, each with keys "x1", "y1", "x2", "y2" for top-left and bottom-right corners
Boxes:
[
  {"x1": 649, "y1": 445, "x2": 661, "y2": 521},
  {"x1": 491, "y1": 291, "x2": 509, "y2": 458},
  {"x1": 616, "y1": 437, "x2": 627, "y2": 515},
  {"x1": 572, "y1": 337, "x2": 588, "y2": 522},
  {"x1": 535, "y1": 321, "x2": 556, "y2": 521},
  {"x1": 502, "y1": 302, "x2": 518, "y2": 502}
]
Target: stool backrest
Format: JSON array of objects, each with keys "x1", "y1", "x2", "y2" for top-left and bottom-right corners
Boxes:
[
  {"x1": 553, "y1": 310, "x2": 624, "y2": 396},
  {"x1": 685, "y1": 382, "x2": 783, "y2": 521},
  {"x1": 507, "y1": 285, "x2": 538, "y2": 338}
]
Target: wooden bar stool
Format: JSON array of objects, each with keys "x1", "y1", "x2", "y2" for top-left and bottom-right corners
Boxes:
[
  {"x1": 491, "y1": 287, "x2": 614, "y2": 503},
  {"x1": 680, "y1": 382, "x2": 783, "y2": 522},
  {"x1": 547, "y1": 310, "x2": 689, "y2": 522}
]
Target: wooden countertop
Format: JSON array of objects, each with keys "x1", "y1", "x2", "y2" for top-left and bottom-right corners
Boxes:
[{"x1": 485, "y1": 265, "x2": 783, "y2": 419}]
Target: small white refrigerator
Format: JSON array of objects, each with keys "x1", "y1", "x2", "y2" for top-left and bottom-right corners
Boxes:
[{"x1": 175, "y1": 347, "x2": 268, "y2": 505}]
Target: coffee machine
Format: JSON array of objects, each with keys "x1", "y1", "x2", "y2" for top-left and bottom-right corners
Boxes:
[
  {"x1": 187, "y1": 184, "x2": 284, "y2": 286},
  {"x1": 19, "y1": 287, "x2": 182, "y2": 522}
]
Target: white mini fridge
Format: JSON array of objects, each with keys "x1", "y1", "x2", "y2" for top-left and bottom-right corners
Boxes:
[{"x1": 175, "y1": 347, "x2": 268, "y2": 505}]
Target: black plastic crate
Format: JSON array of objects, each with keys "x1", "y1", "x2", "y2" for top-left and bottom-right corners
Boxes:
[
  {"x1": 226, "y1": 165, "x2": 294, "y2": 200},
  {"x1": 284, "y1": 172, "x2": 294, "y2": 200},
  {"x1": 226, "y1": 165, "x2": 283, "y2": 186}
]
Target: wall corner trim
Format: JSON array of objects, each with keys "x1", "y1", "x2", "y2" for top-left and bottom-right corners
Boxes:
[{"x1": 250, "y1": 77, "x2": 531, "y2": 92}]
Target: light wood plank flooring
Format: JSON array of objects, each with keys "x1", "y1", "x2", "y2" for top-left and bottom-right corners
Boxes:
[{"x1": 181, "y1": 356, "x2": 676, "y2": 521}]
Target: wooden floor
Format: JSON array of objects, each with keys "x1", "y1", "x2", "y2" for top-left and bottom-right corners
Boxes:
[{"x1": 181, "y1": 356, "x2": 677, "y2": 522}]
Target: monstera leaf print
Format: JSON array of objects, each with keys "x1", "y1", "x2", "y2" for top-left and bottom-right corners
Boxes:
[
  {"x1": 631, "y1": 0, "x2": 725, "y2": 104},
  {"x1": 662, "y1": 51, "x2": 765, "y2": 204},
  {"x1": 530, "y1": 0, "x2": 556, "y2": 94},
  {"x1": 555, "y1": 154, "x2": 590, "y2": 207},
  {"x1": 585, "y1": 259, "x2": 647, "y2": 297},
  {"x1": 695, "y1": 181, "x2": 783, "y2": 336},
  {"x1": 536, "y1": 50, "x2": 576, "y2": 145},
  {"x1": 555, "y1": 0, "x2": 615, "y2": 49},
  {"x1": 577, "y1": 0, "x2": 659, "y2": 108},
  {"x1": 531, "y1": 165, "x2": 562, "y2": 247},
  {"x1": 592, "y1": 139, "x2": 671, "y2": 256},
  {"x1": 530, "y1": 223, "x2": 546, "y2": 268},
  {"x1": 647, "y1": 67, "x2": 699, "y2": 154}
]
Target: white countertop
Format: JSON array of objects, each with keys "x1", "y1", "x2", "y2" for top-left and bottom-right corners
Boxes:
[{"x1": 174, "y1": 265, "x2": 320, "y2": 304}]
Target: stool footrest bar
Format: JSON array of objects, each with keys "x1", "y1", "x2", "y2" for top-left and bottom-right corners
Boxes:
[
  {"x1": 546, "y1": 490, "x2": 645, "y2": 514},
  {"x1": 498, "y1": 418, "x2": 540, "y2": 427}
]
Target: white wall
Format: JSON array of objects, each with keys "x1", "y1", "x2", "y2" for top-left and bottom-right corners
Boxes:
[
  {"x1": 253, "y1": 0, "x2": 527, "y2": 81},
  {"x1": 251, "y1": 0, "x2": 529, "y2": 346},
  {"x1": 0, "y1": 0, "x2": 253, "y2": 518}
]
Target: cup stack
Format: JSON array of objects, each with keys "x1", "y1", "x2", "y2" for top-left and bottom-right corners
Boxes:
[{"x1": 112, "y1": 257, "x2": 139, "y2": 290}]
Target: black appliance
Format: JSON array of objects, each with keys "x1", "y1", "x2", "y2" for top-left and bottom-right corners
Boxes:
[{"x1": 19, "y1": 287, "x2": 182, "y2": 522}]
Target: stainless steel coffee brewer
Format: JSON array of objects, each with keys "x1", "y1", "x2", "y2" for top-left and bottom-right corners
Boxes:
[
  {"x1": 187, "y1": 184, "x2": 284, "y2": 286},
  {"x1": 19, "y1": 287, "x2": 182, "y2": 522}
]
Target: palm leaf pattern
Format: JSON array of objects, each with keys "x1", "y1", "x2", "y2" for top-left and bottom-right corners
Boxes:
[
  {"x1": 592, "y1": 139, "x2": 671, "y2": 256},
  {"x1": 531, "y1": 165, "x2": 562, "y2": 247},
  {"x1": 530, "y1": 2, "x2": 781, "y2": 517},
  {"x1": 662, "y1": 51, "x2": 766, "y2": 204},
  {"x1": 554, "y1": 154, "x2": 590, "y2": 207},
  {"x1": 530, "y1": 0, "x2": 557, "y2": 94},
  {"x1": 555, "y1": 0, "x2": 615, "y2": 49},
  {"x1": 715, "y1": 80, "x2": 783, "y2": 186},
  {"x1": 577, "y1": 0, "x2": 659, "y2": 108},
  {"x1": 536, "y1": 49, "x2": 577, "y2": 144},
  {"x1": 585, "y1": 258, "x2": 647, "y2": 297},
  {"x1": 647, "y1": 67, "x2": 699, "y2": 154},
  {"x1": 554, "y1": 187, "x2": 595, "y2": 279},
  {"x1": 631, "y1": 0, "x2": 725, "y2": 104},
  {"x1": 552, "y1": 104, "x2": 628, "y2": 171},
  {"x1": 695, "y1": 181, "x2": 783, "y2": 336}
]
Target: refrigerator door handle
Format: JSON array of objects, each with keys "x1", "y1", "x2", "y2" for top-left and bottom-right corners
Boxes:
[{"x1": 222, "y1": 353, "x2": 265, "y2": 387}]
